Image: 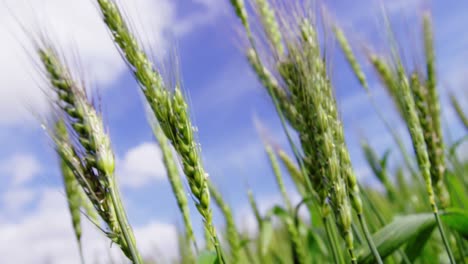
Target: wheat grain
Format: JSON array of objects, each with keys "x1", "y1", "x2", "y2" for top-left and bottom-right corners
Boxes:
[
  {"x1": 95, "y1": 1, "x2": 222, "y2": 259},
  {"x1": 153, "y1": 123, "x2": 196, "y2": 258},
  {"x1": 230, "y1": 0, "x2": 249, "y2": 29},
  {"x1": 39, "y1": 46, "x2": 142, "y2": 263},
  {"x1": 422, "y1": 14, "x2": 449, "y2": 208},
  {"x1": 252, "y1": 0, "x2": 284, "y2": 55},
  {"x1": 334, "y1": 26, "x2": 368, "y2": 89},
  {"x1": 54, "y1": 120, "x2": 85, "y2": 261},
  {"x1": 209, "y1": 182, "x2": 241, "y2": 263},
  {"x1": 449, "y1": 93, "x2": 468, "y2": 130},
  {"x1": 394, "y1": 64, "x2": 455, "y2": 263},
  {"x1": 265, "y1": 144, "x2": 292, "y2": 211}
]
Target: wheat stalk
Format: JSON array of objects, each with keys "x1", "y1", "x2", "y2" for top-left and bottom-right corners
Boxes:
[
  {"x1": 395, "y1": 60, "x2": 455, "y2": 263},
  {"x1": 94, "y1": 0, "x2": 223, "y2": 260},
  {"x1": 334, "y1": 24, "x2": 419, "y2": 181},
  {"x1": 265, "y1": 144, "x2": 293, "y2": 211},
  {"x1": 209, "y1": 182, "x2": 241, "y2": 263},
  {"x1": 152, "y1": 123, "x2": 197, "y2": 259},
  {"x1": 449, "y1": 93, "x2": 468, "y2": 130},
  {"x1": 410, "y1": 73, "x2": 450, "y2": 208},
  {"x1": 54, "y1": 120, "x2": 86, "y2": 262},
  {"x1": 422, "y1": 14, "x2": 449, "y2": 208},
  {"x1": 231, "y1": 2, "x2": 362, "y2": 260},
  {"x1": 367, "y1": 17, "x2": 455, "y2": 257},
  {"x1": 361, "y1": 142, "x2": 396, "y2": 201},
  {"x1": 276, "y1": 149, "x2": 305, "y2": 192},
  {"x1": 252, "y1": 0, "x2": 284, "y2": 55},
  {"x1": 39, "y1": 46, "x2": 142, "y2": 263}
]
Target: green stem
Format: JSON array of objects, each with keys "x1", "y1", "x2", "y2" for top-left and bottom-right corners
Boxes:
[
  {"x1": 243, "y1": 240, "x2": 257, "y2": 264},
  {"x1": 109, "y1": 180, "x2": 143, "y2": 264},
  {"x1": 211, "y1": 230, "x2": 226, "y2": 263},
  {"x1": 360, "y1": 186, "x2": 411, "y2": 264},
  {"x1": 349, "y1": 250, "x2": 357, "y2": 264},
  {"x1": 358, "y1": 213, "x2": 383, "y2": 264},
  {"x1": 324, "y1": 216, "x2": 344, "y2": 264},
  {"x1": 324, "y1": 217, "x2": 339, "y2": 264},
  {"x1": 331, "y1": 217, "x2": 346, "y2": 264},
  {"x1": 244, "y1": 23, "x2": 315, "y2": 194},
  {"x1": 351, "y1": 223, "x2": 363, "y2": 245},
  {"x1": 368, "y1": 93, "x2": 419, "y2": 182},
  {"x1": 454, "y1": 232, "x2": 466, "y2": 264},
  {"x1": 78, "y1": 243, "x2": 85, "y2": 264},
  {"x1": 359, "y1": 186, "x2": 386, "y2": 226},
  {"x1": 448, "y1": 151, "x2": 468, "y2": 196},
  {"x1": 433, "y1": 210, "x2": 456, "y2": 264}
]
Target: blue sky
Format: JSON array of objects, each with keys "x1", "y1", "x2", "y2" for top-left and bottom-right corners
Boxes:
[{"x1": 0, "y1": 0, "x2": 467, "y2": 262}]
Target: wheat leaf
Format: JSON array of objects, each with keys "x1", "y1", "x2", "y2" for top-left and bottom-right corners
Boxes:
[
  {"x1": 196, "y1": 250, "x2": 219, "y2": 264},
  {"x1": 357, "y1": 211, "x2": 468, "y2": 263},
  {"x1": 259, "y1": 220, "x2": 274, "y2": 256}
]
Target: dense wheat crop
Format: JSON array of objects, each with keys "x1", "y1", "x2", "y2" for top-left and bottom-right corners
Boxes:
[{"x1": 16, "y1": 0, "x2": 468, "y2": 263}]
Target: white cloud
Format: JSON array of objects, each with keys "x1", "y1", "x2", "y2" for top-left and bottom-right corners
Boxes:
[
  {"x1": 118, "y1": 142, "x2": 167, "y2": 188},
  {"x1": 0, "y1": 153, "x2": 41, "y2": 186},
  {"x1": 0, "y1": 0, "x2": 222, "y2": 125},
  {"x1": 0, "y1": 188, "x2": 121, "y2": 263},
  {"x1": 235, "y1": 190, "x2": 302, "y2": 236},
  {"x1": 0, "y1": 0, "x2": 174, "y2": 125},
  {"x1": 0, "y1": 187, "x2": 179, "y2": 263},
  {"x1": 174, "y1": 0, "x2": 227, "y2": 35},
  {"x1": 134, "y1": 221, "x2": 179, "y2": 262},
  {"x1": 235, "y1": 194, "x2": 280, "y2": 236},
  {"x1": 1, "y1": 188, "x2": 37, "y2": 213}
]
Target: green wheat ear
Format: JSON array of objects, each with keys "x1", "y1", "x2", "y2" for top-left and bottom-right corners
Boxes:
[
  {"x1": 39, "y1": 45, "x2": 142, "y2": 263},
  {"x1": 276, "y1": 149, "x2": 305, "y2": 189},
  {"x1": 209, "y1": 182, "x2": 241, "y2": 264},
  {"x1": 230, "y1": 0, "x2": 249, "y2": 29},
  {"x1": 232, "y1": 2, "x2": 384, "y2": 262},
  {"x1": 265, "y1": 143, "x2": 292, "y2": 211},
  {"x1": 54, "y1": 119, "x2": 85, "y2": 262},
  {"x1": 152, "y1": 122, "x2": 196, "y2": 259},
  {"x1": 253, "y1": 0, "x2": 284, "y2": 55},
  {"x1": 395, "y1": 58, "x2": 455, "y2": 263},
  {"x1": 422, "y1": 14, "x2": 450, "y2": 208},
  {"x1": 25, "y1": 1, "x2": 468, "y2": 263},
  {"x1": 361, "y1": 141, "x2": 396, "y2": 201},
  {"x1": 333, "y1": 25, "x2": 368, "y2": 89},
  {"x1": 410, "y1": 72, "x2": 449, "y2": 208},
  {"x1": 95, "y1": 0, "x2": 223, "y2": 260},
  {"x1": 449, "y1": 93, "x2": 468, "y2": 130}
]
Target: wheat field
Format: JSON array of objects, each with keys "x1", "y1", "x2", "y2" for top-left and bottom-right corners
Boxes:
[{"x1": 0, "y1": 0, "x2": 467, "y2": 263}]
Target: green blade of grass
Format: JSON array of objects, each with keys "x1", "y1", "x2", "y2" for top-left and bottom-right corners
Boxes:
[{"x1": 357, "y1": 210, "x2": 468, "y2": 263}]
